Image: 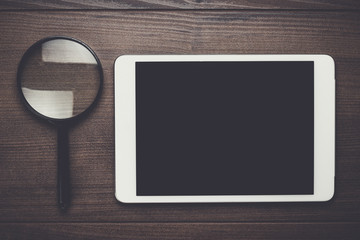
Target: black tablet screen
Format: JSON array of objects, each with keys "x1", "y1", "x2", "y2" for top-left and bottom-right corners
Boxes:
[{"x1": 136, "y1": 61, "x2": 314, "y2": 196}]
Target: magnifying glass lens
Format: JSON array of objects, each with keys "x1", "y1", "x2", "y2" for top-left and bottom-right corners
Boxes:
[
  {"x1": 20, "y1": 39, "x2": 101, "y2": 119},
  {"x1": 17, "y1": 37, "x2": 103, "y2": 210}
]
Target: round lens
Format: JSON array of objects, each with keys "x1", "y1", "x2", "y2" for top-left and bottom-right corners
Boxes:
[{"x1": 18, "y1": 38, "x2": 102, "y2": 120}]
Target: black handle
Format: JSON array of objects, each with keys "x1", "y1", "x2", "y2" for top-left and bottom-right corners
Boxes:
[{"x1": 57, "y1": 125, "x2": 70, "y2": 211}]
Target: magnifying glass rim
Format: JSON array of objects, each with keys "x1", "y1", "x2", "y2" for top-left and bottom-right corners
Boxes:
[{"x1": 17, "y1": 36, "x2": 103, "y2": 124}]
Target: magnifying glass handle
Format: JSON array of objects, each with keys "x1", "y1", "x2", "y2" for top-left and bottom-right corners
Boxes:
[{"x1": 57, "y1": 126, "x2": 70, "y2": 210}]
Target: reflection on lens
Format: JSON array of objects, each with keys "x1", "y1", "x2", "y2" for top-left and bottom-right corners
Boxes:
[
  {"x1": 22, "y1": 88, "x2": 74, "y2": 119},
  {"x1": 19, "y1": 39, "x2": 101, "y2": 119}
]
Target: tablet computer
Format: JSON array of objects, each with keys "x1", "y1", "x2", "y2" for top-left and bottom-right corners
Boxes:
[{"x1": 114, "y1": 55, "x2": 335, "y2": 203}]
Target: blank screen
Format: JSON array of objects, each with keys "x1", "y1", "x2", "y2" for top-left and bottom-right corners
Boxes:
[{"x1": 136, "y1": 61, "x2": 314, "y2": 196}]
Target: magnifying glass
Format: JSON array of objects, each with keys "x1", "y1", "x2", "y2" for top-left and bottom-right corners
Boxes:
[{"x1": 17, "y1": 36, "x2": 103, "y2": 210}]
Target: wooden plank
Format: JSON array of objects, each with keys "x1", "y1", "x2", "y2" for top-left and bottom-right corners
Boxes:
[
  {"x1": 1, "y1": 223, "x2": 360, "y2": 239},
  {"x1": 0, "y1": 11, "x2": 360, "y2": 222},
  {"x1": 0, "y1": 0, "x2": 360, "y2": 10}
]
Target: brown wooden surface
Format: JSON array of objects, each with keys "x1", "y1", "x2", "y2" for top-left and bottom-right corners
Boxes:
[
  {"x1": 1, "y1": 223, "x2": 360, "y2": 240},
  {"x1": 0, "y1": 0, "x2": 360, "y2": 10},
  {"x1": 1, "y1": 1, "x2": 360, "y2": 239}
]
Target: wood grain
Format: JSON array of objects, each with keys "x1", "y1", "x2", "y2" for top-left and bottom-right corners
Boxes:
[
  {"x1": 1, "y1": 7, "x2": 360, "y2": 240},
  {"x1": 0, "y1": 0, "x2": 359, "y2": 10},
  {"x1": 1, "y1": 223, "x2": 360, "y2": 239},
  {"x1": 0, "y1": 11, "x2": 359, "y2": 225}
]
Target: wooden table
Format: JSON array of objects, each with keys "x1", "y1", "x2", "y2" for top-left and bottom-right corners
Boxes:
[{"x1": 1, "y1": 1, "x2": 360, "y2": 239}]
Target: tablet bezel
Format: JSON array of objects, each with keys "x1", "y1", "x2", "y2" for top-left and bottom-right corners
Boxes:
[{"x1": 115, "y1": 55, "x2": 335, "y2": 203}]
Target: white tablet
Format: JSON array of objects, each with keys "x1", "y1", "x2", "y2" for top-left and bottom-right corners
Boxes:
[{"x1": 114, "y1": 55, "x2": 335, "y2": 203}]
